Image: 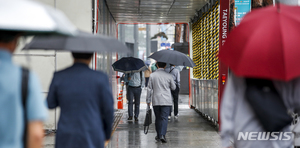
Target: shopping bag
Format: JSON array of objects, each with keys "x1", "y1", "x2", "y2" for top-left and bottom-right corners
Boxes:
[{"x1": 144, "y1": 108, "x2": 152, "y2": 134}]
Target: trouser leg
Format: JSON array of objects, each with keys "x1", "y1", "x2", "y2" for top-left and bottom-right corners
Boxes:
[
  {"x1": 153, "y1": 106, "x2": 161, "y2": 137},
  {"x1": 160, "y1": 106, "x2": 172, "y2": 136},
  {"x1": 169, "y1": 105, "x2": 172, "y2": 116},
  {"x1": 145, "y1": 78, "x2": 149, "y2": 87},
  {"x1": 134, "y1": 87, "x2": 142, "y2": 118},
  {"x1": 173, "y1": 86, "x2": 179, "y2": 116},
  {"x1": 170, "y1": 85, "x2": 179, "y2": 116},
  {"x1": 127, "y1": 87, "x2": 134, "y2": 117}
]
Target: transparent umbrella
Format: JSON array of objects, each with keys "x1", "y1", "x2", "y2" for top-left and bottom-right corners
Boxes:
[{"x1": 0, "y1": 0, "x2": 77, "y2": 36}]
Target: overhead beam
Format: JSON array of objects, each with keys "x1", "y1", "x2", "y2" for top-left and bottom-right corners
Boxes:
[{"x1": 167, "y1": 0, "x2": 176, "y2": 15}]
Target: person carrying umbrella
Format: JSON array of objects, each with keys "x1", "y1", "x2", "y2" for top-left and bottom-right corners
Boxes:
[
  {"x1": 219, "y1": 4, "x2": 300, "y2": 148},
  {"x1": 148, "y1": 50, "x2": 195, "y2": 121},
  {"x1": 0, "y1": 0, "x2": 77, "y2": 146},
  {"x1": 112, "y1": 57, "x2": 147, "y2": 122},
  {"x1": 146, "y1": 62, "x2": 176, "y2": 143},
  {"x1": 0, "y1": 31, "x2": 48, "y2": 148},
  {"x1": 124, "y1": 71, "x2": 145, "y2": 121}
]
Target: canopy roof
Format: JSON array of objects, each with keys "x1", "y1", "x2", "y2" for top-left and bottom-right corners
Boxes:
[{"x1": 107, "y1": 0, "x2": 208, "y2": 23}]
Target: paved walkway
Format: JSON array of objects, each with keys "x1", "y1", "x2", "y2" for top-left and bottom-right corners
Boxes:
[
  {"x1": 43, "y1": 88, "x2": 222, "y2": 148},
  {"x1": 106, "y1": 88, "x2": 222, "y2": 148}
]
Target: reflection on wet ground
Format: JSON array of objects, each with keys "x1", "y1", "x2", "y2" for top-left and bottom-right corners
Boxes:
[
  {"x1": 43, "y1": 89, "x2": 222, "y2": 148},
  {"x1": 106, "y1": 89, "x2": 222, "y2": 148}
]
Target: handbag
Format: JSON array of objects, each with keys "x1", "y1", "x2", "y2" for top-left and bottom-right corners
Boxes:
[
  {"x1": 245, "y1": 78, "x2": 293, "y2": 132},
  {"x1": 143, "y1": 107, "x2": 152, "y2": 134}
]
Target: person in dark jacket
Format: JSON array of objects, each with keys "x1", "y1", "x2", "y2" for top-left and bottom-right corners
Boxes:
[{"x1": 47, "y1": 52, "x2": 114, "y2": 148}]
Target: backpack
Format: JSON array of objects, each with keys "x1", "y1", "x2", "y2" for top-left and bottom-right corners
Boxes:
[
  {"x1": 21, "y1": 67, "x2": 29, "y2": 148},
  {"x1": 245, "y1": 78, "x2": 293, "y2": 132}
]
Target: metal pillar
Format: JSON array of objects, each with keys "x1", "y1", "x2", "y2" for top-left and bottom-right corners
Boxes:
[
  {"x1": 119, "y1": 24, "x2": 125, "y2": 44},
  {"x1": 134, "y1": 24, "x2": 139, "y2": 58},
  {"x1": 146, "y1": 25, "x2": 151, "y2": 58}
]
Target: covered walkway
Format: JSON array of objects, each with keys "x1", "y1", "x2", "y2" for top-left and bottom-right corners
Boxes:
[
  {"x1": 106, "y1": 89, "x2": 221, "y2": 148},
  {"x1": 43, "y1": 89, "x2": 221, "y2": 148}
]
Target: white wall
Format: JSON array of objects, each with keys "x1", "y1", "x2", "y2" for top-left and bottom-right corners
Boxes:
[{"x1": 13, "y1": 0, "x2": 92, "y2": 130}]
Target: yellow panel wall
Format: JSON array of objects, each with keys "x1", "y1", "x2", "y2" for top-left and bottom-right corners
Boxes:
[{"x1": 192, "y1": 2, "x2": 219, "y2": 80}]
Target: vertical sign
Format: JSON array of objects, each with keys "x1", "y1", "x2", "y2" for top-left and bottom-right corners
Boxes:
[
  {"x1": 235, "y1": 0, "x2": 251, "y2": 26},
  {"x1": 219, "y1": 0, "x2": 230, "y2": 47},
  {"x1": 218, "y1": 0, "x2": 230, "y2": 126}
]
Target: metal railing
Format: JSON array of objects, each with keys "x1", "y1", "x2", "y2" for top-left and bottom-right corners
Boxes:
[{"x1": 191, "y1": 79, "x2": 218, "y2": 125}]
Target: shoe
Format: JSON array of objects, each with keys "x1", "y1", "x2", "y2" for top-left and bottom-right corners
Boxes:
[
  {"x1": 127, "y1": 116, "x2": 133, "y2": 120},
  {"x1": 134, "y1": 116, "x2": 138, "y2": 122},
  {"x1": 160, "y1": 135, "x2": 167, "y2": 143},
  {"x1": 155, "y1": 136, "x2": 160, "y2": 141},
  {"x1": 174, "y1": 115, "x2": 178, "y2": 119},
  {"x1": 168, "y1": 116, "x2": 171, "y2": 120}
]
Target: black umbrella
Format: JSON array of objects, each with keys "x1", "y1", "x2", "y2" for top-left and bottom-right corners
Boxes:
[
  {"x1": 148, "y1": 50, "x2": 195, "y2": 67},
  {"x1": 23, "y1": 30, "x2": 131, "y2": 53},
  {"x1": 112, "y1": 57, "x2": 147, "y2": 73}
]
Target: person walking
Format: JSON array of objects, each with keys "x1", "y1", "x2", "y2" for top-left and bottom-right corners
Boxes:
[
  {"x1": 47, "y1": 52, "x2": 114, "y2": 148},
  {"x1": 0, "y1": 31, "x2": 48, "y2": 148},
  {"x1": 165, "y1": 64, "x2": 180, "y2": 119},
  {"x1": 124, "y1": 71, "x2": 145, "y2": 121},
  {"x1": 220, "y1": 72, "x2": 300, "y2": 148},
  {"x1": 144, "y1": 64, "x2": 152, "y2": 87},
  {"x1": 146, "y1": 62, "x2": 176, "y2": 143}
]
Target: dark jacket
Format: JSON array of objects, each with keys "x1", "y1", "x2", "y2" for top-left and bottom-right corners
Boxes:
[{"x1": 47, "y1": 63, "x2": 114, "y2": 148}]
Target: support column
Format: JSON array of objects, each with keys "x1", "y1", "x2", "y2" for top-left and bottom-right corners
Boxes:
[
  {"x1": 175, "y1": 24, "x2": 182, "y2": 43},
  {"x1": 119, "y1": 24, "x2": 125, "y2": 44},
  {"x1": 146, "y1": 25, "x2": 151, "y2": 58},
  {"x1": 134, "y1": 24, "x2": 139, "y2": 58}
]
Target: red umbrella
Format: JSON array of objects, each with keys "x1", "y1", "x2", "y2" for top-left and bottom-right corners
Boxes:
[{"x1": 219, "y1": 4, "x2": 300, "y2": 81}]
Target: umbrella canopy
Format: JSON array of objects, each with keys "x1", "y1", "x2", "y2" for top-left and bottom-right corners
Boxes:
[
  {"x1": 112, "y1": 57, "x2": 147, "y2": 73},
  {"x1": 219, "y1": 4, "x2": 300, "y2": 81},
  {"x1": 0, "y1": 0, "x2": 77, "y2": 36},
  {"x1": 23, "y1": 30, "x2": 131, "y2": 53},
  {"x1": 148, "y1": 50, "x2": 195, "y2": 67}
]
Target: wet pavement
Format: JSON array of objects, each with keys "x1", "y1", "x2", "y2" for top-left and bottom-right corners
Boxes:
[
  {"x1": 106, "y1": 88, "x2": 222, "y2": 148},
  {"x1": 43, "y1": 88, "x2": 222, "y2": 148}
]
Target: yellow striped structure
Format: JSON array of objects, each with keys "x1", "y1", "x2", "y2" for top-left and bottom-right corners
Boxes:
[{"x1": 192, "y1": 1, "x2": 219, "y2": 80}]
